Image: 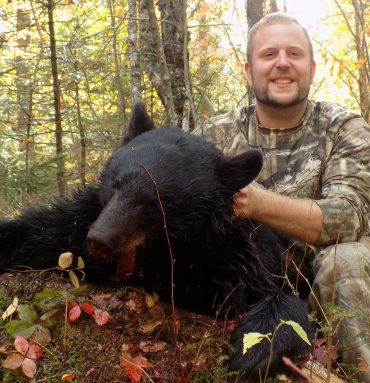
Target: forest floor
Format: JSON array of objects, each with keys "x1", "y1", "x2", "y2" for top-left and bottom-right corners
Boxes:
[{"x1": 0, "y1": 271, "x2": 348, "y2": 383}]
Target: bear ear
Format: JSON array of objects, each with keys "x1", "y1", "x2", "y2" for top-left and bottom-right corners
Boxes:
[
  {"x1": 121, "y1": 102, "x2": 156, "y2": 145},
  {"x1": 216, "y1": 150, "x2": 263, "y2": 192}
]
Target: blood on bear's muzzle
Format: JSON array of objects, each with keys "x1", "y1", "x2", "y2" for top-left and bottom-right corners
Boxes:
[{"x1": 86, "y1": 229, "x2": 145, "y2": 281}]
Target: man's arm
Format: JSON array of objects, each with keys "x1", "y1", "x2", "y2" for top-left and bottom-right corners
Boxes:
[{"x1": 234, "y1": 184, "x2": 323, "y2": 245}]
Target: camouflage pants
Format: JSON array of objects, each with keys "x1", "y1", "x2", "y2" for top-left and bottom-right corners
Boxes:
[{"x1": 309, "y1": 236, "x2": 370, "y2": 382}]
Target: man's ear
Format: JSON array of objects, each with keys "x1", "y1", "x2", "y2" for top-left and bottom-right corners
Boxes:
[
  {"x1": 121, "y1": 102, "x2": 156, "y2": 145},
  {"x1": 216, "y1": 150, "x2": 263, "y2": 193},
  {"x1": 244, "y1": 62, "x2": 253, "y2": 88},
  {"x1": 310, "y1": 60, "x2": 316, "y2": 83}
]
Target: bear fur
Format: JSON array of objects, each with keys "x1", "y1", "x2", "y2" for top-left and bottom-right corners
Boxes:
[{"x1": 0, "y1": 102, "x2": 312, "y2": 379}]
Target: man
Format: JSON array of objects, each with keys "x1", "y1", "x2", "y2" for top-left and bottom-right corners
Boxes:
[{"x1": 196, "y1": 12, "x2": 370, "y2": 382}]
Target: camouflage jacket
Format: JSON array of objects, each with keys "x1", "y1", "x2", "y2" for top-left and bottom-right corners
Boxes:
[{"x1": 194, "y1": 100, "x2": 370, "y2": 246}]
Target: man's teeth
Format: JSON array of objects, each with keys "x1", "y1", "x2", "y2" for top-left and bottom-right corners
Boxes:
[{"x1": 274, "y1": 79, "x2": 292, "y2": 84}]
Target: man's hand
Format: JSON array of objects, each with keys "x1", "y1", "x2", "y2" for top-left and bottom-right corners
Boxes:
[{"x1": 234, "y1": 184, "x2": 323, "y2": 245}]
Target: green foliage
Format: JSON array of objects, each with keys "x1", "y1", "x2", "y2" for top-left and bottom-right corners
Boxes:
[
  {"x1": 242, "y1": 319, "x2": 311, "y2": 355},
  {"x1": 5, "y1": 304, "x2": 52, "y2": 346},
  {"x1": 190, "y1": 354, "x2": 238, "y2": 383}
]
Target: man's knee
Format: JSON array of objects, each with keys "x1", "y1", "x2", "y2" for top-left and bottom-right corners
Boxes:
[{"x1": 313, "y1": 239, "x2": 370, "y2": 279}]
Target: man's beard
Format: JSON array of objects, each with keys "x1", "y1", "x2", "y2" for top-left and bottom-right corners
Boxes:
[{"x1": 253, "y1": 87, "x2": 310, "y2": 108}]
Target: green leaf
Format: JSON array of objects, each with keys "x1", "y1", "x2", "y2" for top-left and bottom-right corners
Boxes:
[
  {"x1": 280, "y1": 320, "x2": 311, "y2": 345},
  {"x1": 77, "y1": 256, "x2": 85, "y2": 269},
  {"x1": 5, "y1": 320, "x2": 34, "y2": 338},
  {"x1": 33, "y1": 289, "x2": 61, "y2": 303},
  {"x1": 19, "y1": 324, "x2": 52, "y2": 346},
  {"x1": 71, "y1": 285, "x2": 88, "y2": 296},
  {"x1": 39, "y1": 308, "x2": 60, "y2": 327},
  {"x1": 242, "y1": 332, "x2": 271, "y2": 354},
  {"x1": 69, "y1": 270, "x2": 80, "y2": 288},
  {"x1": 17, "y1": 305, "x2": 37, "y2": 323}
]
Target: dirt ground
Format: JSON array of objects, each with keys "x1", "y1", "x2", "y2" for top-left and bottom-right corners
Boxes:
[
  {"x1": 0, "y1": 271, "x2": 350, "y2": 383},
  {"x1": 0, "y1": 271, "x2": 240, "y2": 383}
]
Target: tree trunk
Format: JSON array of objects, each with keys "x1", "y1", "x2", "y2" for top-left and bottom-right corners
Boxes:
[
  {"x1": 139, "y1": 0, "x2": 178, "y2": 126},
  {"x1": 352, "y1": 0, "x2": 369, "y2": 122},
  {"x1": 245, "y1": 0, "x2": 264, "y2": 104},
  {"x1": 75, "y1": 82, "x2": 86, "y2": 187},
  {"x1": 107, "y1": 0, "x2": 127, "y2": 139},
  {"x1": 158, "y1": 0, "x2": 190, "y2": 126},
  {"x1": 266, "y1": 0, "x2": 278, "y2": 13},
  {"x1": 128, "y1": 0, "x2": 142, "y2": 103},
  {"x1": 46, "y1": 0, "x2": 65, "y2": 197},
  {"x1": 334, "y1": 0, "x2": 370, "y2": 122},
  {"x1": 245, "y1": 0, "x2": 263, "y2": 30},
  {"x1": 15, "y1": 7, "x2": 31, "y2": 137}
]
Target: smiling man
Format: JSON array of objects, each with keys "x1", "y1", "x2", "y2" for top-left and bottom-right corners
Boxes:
[{"x1": 196, "y1": 12, "x2": 370, "y2": 382}]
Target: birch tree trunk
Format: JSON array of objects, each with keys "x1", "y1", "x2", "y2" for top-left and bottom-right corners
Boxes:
[
  {"x1": 128, "y1": 0, "x2": 142, "y2": 103},
  {"x1": 46, "y1": 0, "x2": 65, "y2": 197}
]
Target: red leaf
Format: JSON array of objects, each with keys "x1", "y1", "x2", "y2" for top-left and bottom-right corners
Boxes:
[
  {"x1": 14, "y1": 336, "x2": 29, "y2": 355},
  {"x1": 67, "y1": 302, "x2": 78, "y2": 310},
  {"x1": 21, "y1": 357, "x2": 37, "y2": 378},
  {"x1": 313, "y1": 345, "x2": 337, "y2": 366},
  {"x1": 120, "y1": 353, "x2": 151, "y2": 383},
  {"x1": 26, "y1": 344, "x2": 43, "y2": 360},
  {"x1": 80, "y1": 302, "x2": 95, "y2": 316},
  {"x1": 133, "y1": 355, "x2": 151, "y2": 368},
  {"x1": 2, "y1": 352, "x2": 24, "y2": 370},
  {"x1": 357, "y1": 360, "x2": 370, "y2": 372},
  {"x1": 69, "y1": 305, "x2": 82, "y2": 322},
  {"x1": 92, "y1": 309, "x2": 111, "y2": 326}
]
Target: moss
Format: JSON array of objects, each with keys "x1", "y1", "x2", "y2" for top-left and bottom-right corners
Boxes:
[{"x1": 0, "y1": 368, "x2": 28, "y2": 383}]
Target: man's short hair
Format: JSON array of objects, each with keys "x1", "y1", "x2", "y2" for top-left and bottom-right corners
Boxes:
[{"x1": 246, "y1": 12, "x2": 314, "y2": 63}]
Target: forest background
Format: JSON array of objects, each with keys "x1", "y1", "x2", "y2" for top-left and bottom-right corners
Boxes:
[{"x1": 0, "y1": 0, "x2": 369, "y2": 216}]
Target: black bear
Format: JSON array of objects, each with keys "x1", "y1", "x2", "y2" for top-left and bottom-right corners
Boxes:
[{"x1": 0, "y1": 102, "x2": 312, "y2": 379}]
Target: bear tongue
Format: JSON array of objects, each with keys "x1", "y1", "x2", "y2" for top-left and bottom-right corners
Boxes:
[{"x1": 111, "y1": 249, "x2": 136, "y2": 282}]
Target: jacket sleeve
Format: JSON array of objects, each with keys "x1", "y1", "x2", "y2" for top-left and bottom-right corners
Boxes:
[{"x1": 315, "y1": 117, "x2": 370, "y2": 245}]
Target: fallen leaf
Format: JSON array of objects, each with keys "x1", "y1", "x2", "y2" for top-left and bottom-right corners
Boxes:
[
  {"x1": 26, "y1": 344, "x2": 43, "y2": 360},
  {"x1": 120, "y1": 353, "x2": 152, "y2": 383},
  {"x1": 2, "y1": 352, "x2": 24, "y2": 370},
  {"x1": 357, "y1": 360, "x2": 370, "y2": 372},
  {"x1": 139, "y1": 341, "x2": 166, "y2": 353},
  {"x1": 92, "y1": 309, "x2": 111, "y2": 326},
  {"x1": 2, "y1": 297, "x2": 19, "y2": 321},
  {"x1": 21, "y1": 357, "x2": 37, "y2": 378},
  {"x1": 145, "y1": 293, "x2": 158, "y2": 308},
  {"x1": 59, "y1": 252, "x2": 73, "y2": 269},
  {"x1": 125, "y1": 299, "x2": 138, "y2": 312},
  {"x1": 14, "y1": 335, "x2": 29, "y2": 355},
  {"x1": 62, "y1": 371, "x2": 76, "y2": 382},
  {"x1": 138, "y1": 320, "x2": 162, "y2": 334},
  {"x1": 69, "y1": 305, "x2": 82, "y2": 322},
  {"x1": 80, "y1": 302, "x2": 95, "y2": 315}
]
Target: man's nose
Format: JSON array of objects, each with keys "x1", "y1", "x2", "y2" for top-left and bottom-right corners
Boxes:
[{"x1": 275, "y1": 52, "x2": 290, "y2": 68}]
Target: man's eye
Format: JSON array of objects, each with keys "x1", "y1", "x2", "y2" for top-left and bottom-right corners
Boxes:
[{"x1": 263, "y1": 52, "x2": 274, "y2": 58}]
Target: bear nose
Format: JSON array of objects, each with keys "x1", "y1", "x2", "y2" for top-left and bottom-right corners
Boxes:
[{"x1": 86, "y1": 230, "x2": 113, "y2": 259}]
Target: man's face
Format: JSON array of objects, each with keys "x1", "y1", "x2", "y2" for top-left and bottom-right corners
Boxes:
[{"x1": 245, "y1": 22, "x2": 316, "y2": 108}]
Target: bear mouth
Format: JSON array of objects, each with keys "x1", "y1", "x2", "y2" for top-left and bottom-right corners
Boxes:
[
  {"x1": 87, "y1": 234, "x2": 145, "y2": 281},
  {"x1": 111, "y1": 249, "x2": 136, "y2": 281}
]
